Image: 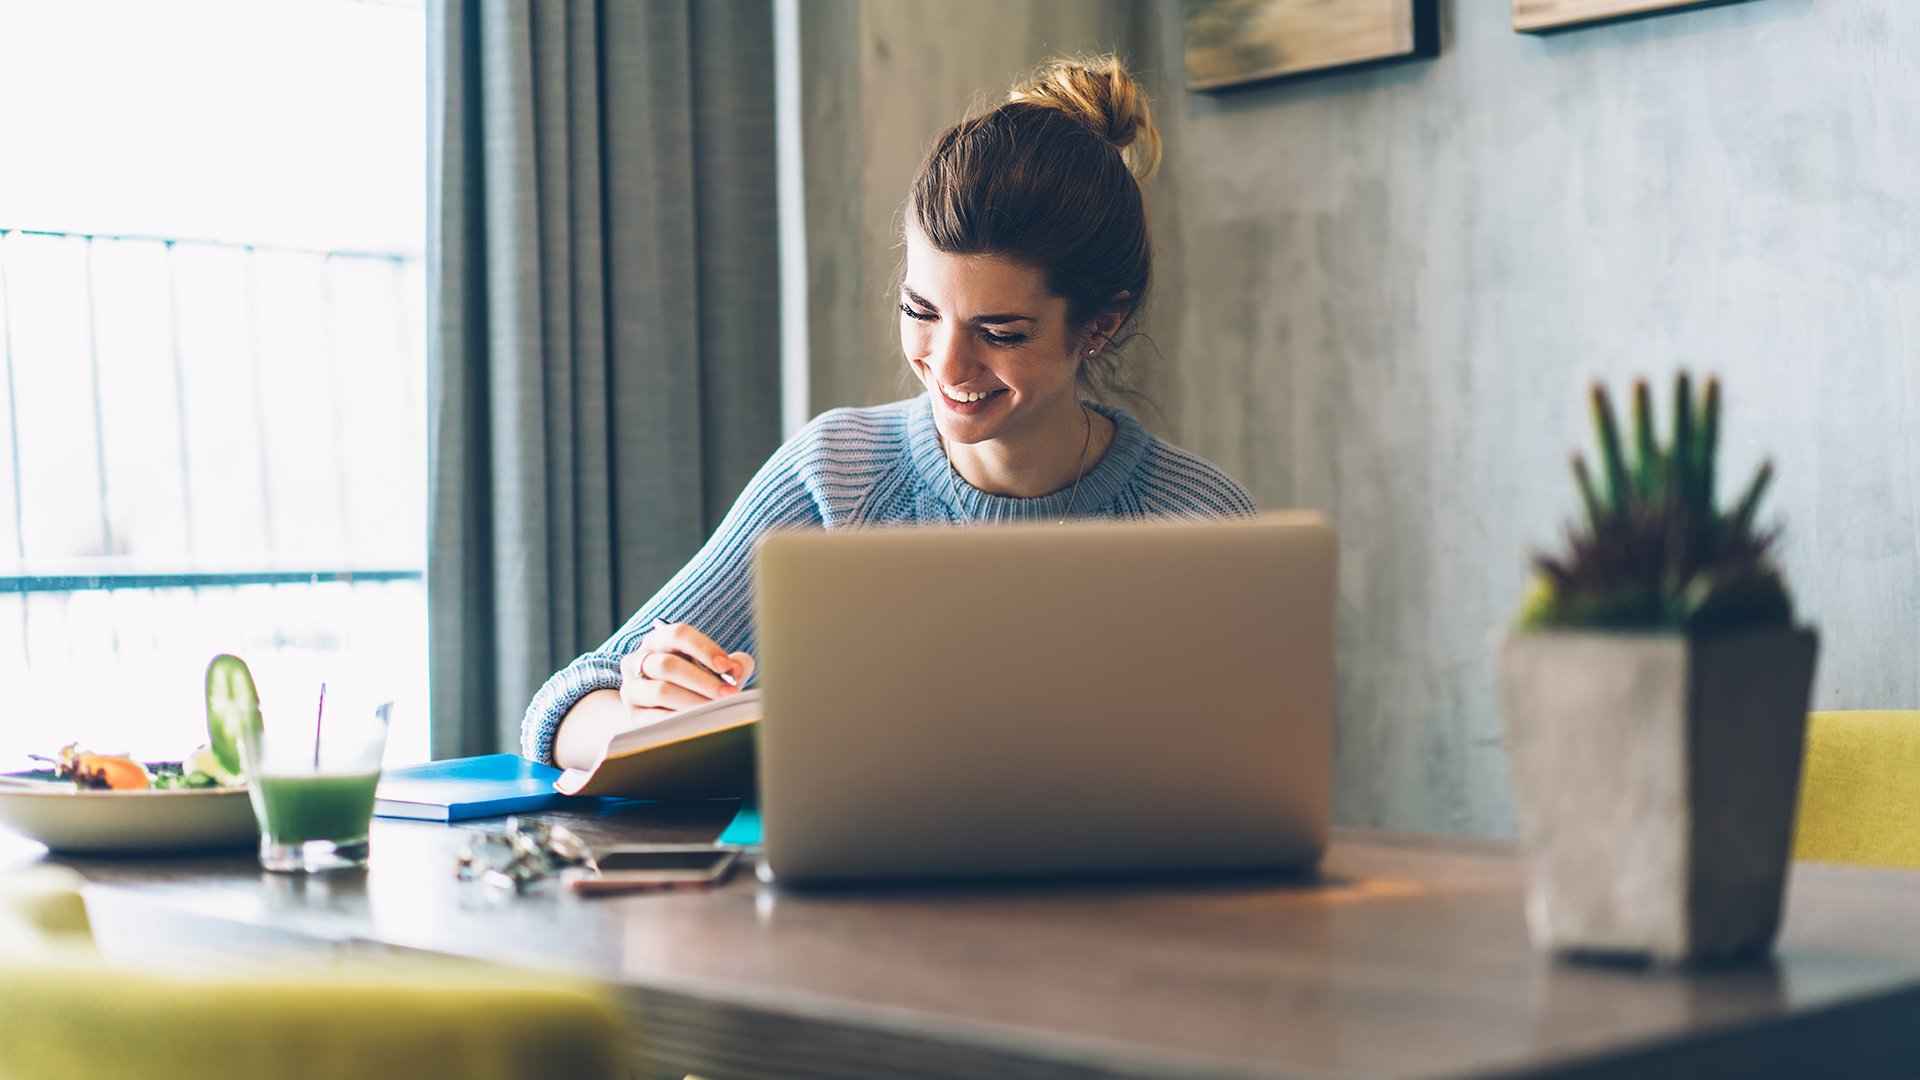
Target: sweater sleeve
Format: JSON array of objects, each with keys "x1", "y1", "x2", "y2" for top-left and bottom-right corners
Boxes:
[{"x1": 519, "y1": 426, "x2": 830, "y2": 765}]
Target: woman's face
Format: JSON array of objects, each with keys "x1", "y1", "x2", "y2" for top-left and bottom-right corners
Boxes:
[{"x1": 899, "y1": 227, "x2": 1087, "y2": 448}]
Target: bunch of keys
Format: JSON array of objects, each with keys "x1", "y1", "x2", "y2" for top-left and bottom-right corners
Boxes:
[{"x1": 453, "y1": 817, "x2": 597, "y2": 892}]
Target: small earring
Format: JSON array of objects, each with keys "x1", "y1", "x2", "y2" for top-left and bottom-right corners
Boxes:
[{"x1": 1086, "y1": 348, "x2": 1097, "y2": 357}]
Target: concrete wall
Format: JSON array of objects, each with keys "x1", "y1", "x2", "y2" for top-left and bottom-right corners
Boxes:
[{"x1": 800, "y1": 0, "x2": 1920, "y2": 836}]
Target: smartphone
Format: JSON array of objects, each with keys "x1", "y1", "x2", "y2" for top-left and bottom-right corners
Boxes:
[{"x1": 567, "y1": 845, "x2": 741, "y2": 896}]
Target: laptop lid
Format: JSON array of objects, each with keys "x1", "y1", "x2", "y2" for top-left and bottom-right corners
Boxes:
[{"x1": 753, "y1": 511, "x2": 1335, "y2": 885}]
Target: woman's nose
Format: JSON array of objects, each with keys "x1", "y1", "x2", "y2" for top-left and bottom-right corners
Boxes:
[{"x1": 927, "y1": 326, "x2": 979, "y2": 383}]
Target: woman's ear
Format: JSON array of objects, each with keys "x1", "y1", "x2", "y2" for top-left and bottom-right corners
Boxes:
[{"x1": 1086, "y1": 292, "x2": 1132, "y2": 354}]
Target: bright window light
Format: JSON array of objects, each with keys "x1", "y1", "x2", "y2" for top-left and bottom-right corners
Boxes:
[{"x1": 0, "y1": 0, "x2": 428, "y2": 769}]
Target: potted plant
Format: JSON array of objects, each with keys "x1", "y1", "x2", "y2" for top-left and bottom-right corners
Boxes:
[{"x1": 1499, "y1": 373, "x2": 1818, "y2": 966}]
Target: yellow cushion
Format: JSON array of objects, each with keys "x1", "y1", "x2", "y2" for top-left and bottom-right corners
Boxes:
[
  {"x1": 0, "y1": 964, "x2": 630, "y2": 1080},
  {"x1": 0, "y1": 868, "x2": 630, "y2": 1080},
  {"x1": 1794, "y1": 710, "x2": 1920, "y2": 869}
]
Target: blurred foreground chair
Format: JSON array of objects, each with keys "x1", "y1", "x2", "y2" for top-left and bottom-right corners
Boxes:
[
  {"x1": 0, "y1": 865, "x2": 630, "y2": 1080},
  {"x1": 1794, "y1": 710, "x2": 1920, "y2": 870}
]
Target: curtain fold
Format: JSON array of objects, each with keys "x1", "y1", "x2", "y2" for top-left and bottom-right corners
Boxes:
[{"x1": 429, "y1": 0, "x2": 780, "y2": 758}]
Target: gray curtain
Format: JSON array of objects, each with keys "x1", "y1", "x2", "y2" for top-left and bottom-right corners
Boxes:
[{"x1": 427, "y1": 0, "x2": 781, "y2": 758}]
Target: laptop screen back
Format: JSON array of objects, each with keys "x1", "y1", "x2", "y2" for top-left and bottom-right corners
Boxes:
[{"x1": 753, "y1": 511, "x2": 1336, "y2": 885}]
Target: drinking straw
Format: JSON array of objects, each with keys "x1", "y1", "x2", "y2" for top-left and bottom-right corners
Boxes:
[{"x1": 313, "y1": 681, "x2": 327, "y2": 770}]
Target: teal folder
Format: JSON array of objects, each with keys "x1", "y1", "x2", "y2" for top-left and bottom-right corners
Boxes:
[
  {"x1": 374, "y1": 754, "x2": 568, "y2": 822},
  {"x1": 718, "y1": 804, "x2": 761, "y2": 846}
]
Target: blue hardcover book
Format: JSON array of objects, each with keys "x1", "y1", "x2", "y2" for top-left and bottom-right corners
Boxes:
[{"x1": 374, "y1": 754, "x2": 569, "y2": 822}]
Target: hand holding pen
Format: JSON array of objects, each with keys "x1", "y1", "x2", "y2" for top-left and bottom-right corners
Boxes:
[{"x1": 617, "y1": 618, "x2": 754, "y2": 713}]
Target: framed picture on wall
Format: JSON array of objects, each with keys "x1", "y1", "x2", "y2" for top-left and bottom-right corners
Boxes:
[
  {"x1": 1184, "y1": 0, "x2": 1439, "y2": 92},
  {"x1": 1513, "y1": 0, "x2": 1756, "y2": 34}
]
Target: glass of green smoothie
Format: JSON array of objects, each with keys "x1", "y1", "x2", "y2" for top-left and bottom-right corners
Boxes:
[{"x1": 239, "y1": 684, "x2": 392, "y2": 873}]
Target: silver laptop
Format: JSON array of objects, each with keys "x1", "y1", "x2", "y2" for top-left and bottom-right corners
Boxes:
[{"x1": 752, "y1": 511, "x2": 1335, "y2": 886}]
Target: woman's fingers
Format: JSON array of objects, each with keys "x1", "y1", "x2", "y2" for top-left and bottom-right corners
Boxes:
[
  {"x1": 656, "y1": 651, "x2": 738, "y2": 699},
  {"x1": 727, "y1": 652, "x2": 756, "y2": 687},
  {"x1": 637, "y1": 620, "x2": 749, "y2": 690},
  {"x1": 619, "y1": 659, "x2": 713, "y2": 710},
  {"x1": 619, "y1": 649, "x2": 649, "y2": 684},
  {"x1": 620, "y1": 645, "x2": 748, "y2": 707},
  {"x1": 643, "y1": 620, "x2": 737, "y2": 677}
]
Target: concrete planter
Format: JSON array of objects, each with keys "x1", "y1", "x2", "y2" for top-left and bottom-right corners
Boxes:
[{"x1": 1497, "y1": 626, "x2": 1819, "y2": 966}]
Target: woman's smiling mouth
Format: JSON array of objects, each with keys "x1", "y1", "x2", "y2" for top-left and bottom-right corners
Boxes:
[
  {"x1": 940, "y1": 384, "x2": 1005, "y2": 403},
  {"x1": 935, "y1": 382, "x2": 1008, "y2": 416}
]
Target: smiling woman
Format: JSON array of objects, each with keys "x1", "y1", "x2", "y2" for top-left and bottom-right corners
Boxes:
[
  {"x1": 523, "y1": 54, "x2": 1257, "y2": 770},
  {"x1": 897, "y1": 60, "x2": 1149, "y2": 503}
]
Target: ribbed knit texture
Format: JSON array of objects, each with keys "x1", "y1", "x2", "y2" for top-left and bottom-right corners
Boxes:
[{"x1": 521, "y1": 393, "x2": 1257, "y2": 764}]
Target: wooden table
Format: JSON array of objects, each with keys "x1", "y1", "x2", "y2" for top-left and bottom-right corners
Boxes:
[{"x1": 14, "y1": 802, "x2": 1920, "y2": 1080}]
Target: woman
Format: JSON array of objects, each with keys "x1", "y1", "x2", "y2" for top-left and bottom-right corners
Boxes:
[{"x1": 525, "y1": 55, "x2": 1255, "y2": 769}]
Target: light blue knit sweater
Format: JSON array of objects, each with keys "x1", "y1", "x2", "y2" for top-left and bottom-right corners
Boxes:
[{"x1": 520, "y1": 393, "x2": 1257, "y2": 764}]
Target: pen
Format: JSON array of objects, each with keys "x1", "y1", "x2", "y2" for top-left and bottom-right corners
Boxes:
[{"x1": 649, "y1": 618, "x2": 740, "y2": 687}]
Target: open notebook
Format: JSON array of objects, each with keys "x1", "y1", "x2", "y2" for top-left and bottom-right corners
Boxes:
[{"x1": 554, "y1": 689, "x2": 760, "y2": 800}]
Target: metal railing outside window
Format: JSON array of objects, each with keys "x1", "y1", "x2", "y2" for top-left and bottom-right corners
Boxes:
[{"x1": 0, "y1": 227, "x2": 427, "y2": 767}]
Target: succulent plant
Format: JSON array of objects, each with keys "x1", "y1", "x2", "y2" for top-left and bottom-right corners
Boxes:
[{"x1": 1517, "y1": 373, "x2": 1794, "y2": 634}]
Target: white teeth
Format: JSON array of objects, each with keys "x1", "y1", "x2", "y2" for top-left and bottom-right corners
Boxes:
[{"x1": 942, "y1": 385, "x2": 997, "y2": 403}]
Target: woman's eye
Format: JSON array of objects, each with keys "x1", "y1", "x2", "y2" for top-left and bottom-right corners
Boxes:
[{"x1": 899, "y1": 302, "x2": 1021, "y2": 346}]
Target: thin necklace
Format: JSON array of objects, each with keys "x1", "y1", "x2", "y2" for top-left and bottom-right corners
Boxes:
[{"x1": 1059, "y1": 403, "x2": 1094, "y2": 524}]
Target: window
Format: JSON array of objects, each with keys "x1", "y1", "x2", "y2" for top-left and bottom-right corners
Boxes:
[{"x1": 0, "y1": 0, "x2": 428, "y2": 767}]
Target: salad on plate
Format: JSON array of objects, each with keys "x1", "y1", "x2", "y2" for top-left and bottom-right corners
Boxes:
[
  {"x1": 0, "y1": 655, "x2": 267, "y2": 853},
  {"x1": 23, "y1": 652, "x2": 262, "y2": 793}
]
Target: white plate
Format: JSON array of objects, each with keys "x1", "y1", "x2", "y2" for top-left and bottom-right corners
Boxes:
[{"x1": 0, "y1": 771, "x2": 257, "y2": 854}]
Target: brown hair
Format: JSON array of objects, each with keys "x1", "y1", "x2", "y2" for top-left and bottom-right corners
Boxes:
[{"x1": 907, "y1": 55, "x2": 1161, "y2": 396}]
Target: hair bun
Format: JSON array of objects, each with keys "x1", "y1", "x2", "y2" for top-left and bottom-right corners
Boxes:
[{"x1": 1008, "y1": 54, "x2": 1161, "y2": 181}]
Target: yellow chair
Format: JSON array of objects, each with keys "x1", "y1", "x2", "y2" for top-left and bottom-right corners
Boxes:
[
  {"x1": 0, "y1": 865, "x2": 632, "y2": 1080},
  {"x1": 1794, "y1": 710, "x2": 1920, "y2": 869}
]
